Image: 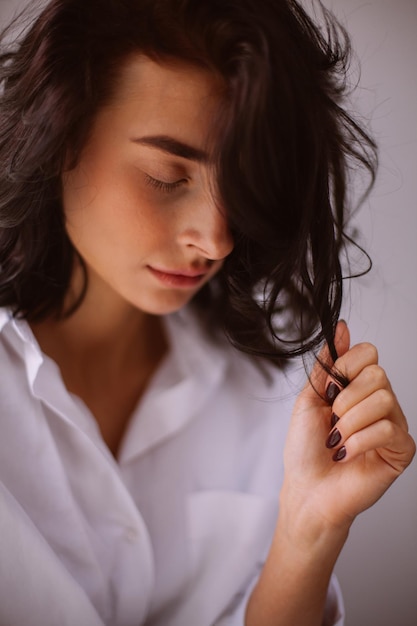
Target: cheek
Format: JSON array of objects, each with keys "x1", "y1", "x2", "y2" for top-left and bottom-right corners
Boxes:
[
  {"x1": 62, "y1": 166, "x2": 102, "y2": 246},
  {"x1": 114, "y1": 180, "x2": 176, "y2": 245},
  {"x1": 63, "y1": 159, "x2": 174, "y2": 257}
]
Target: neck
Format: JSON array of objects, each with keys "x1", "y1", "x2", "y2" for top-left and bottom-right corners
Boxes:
[
  {"x1": 30, "y1": 267, "x2": 167, "y2": 381},
  {"x1": 30, "y1": 265, "x2": 169, "y2": 457}
]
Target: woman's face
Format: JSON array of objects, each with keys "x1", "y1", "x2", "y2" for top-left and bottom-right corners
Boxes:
[{"x1": 62, "y1": 55, "x2": 233, "y2": 316}]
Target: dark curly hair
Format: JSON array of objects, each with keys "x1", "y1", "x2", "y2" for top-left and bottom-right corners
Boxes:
[{"x1": 0, "y1": 0, "x2": 376, "y2": 366}]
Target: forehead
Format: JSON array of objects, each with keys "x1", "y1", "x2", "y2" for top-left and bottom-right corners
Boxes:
[{"x1": 100, "y1": 55, "x2": 224, "y2": 146}]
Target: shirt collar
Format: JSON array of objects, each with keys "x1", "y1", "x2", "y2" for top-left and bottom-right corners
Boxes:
[
  {"x1": 0, "y1": 306, "x2": 231, "y2": 463},
  {"x1": 118, "y1": 307, "x2": 230, "y2": 463},
  {"x1": 0, "y1": 309, "x2": 44, "y2": 389}
]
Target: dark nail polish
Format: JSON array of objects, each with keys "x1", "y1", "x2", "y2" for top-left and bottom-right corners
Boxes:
[
  {"x1": 331, "y1": 413, "x2": 340, "y2": 429},
  {"x1": 333, "y1": 446, "x2": 346, "y2": 462},
  {"x1": 325, "y1": 382, "x2": 341, "y2": 404},
  {"x1": 326, "y1": 428, "x2": 342, "y2": 449}
]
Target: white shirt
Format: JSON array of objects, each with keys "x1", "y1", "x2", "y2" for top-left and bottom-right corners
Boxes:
[{"x1": 0, "y1": 307, "x2": 344, "y2": 626}]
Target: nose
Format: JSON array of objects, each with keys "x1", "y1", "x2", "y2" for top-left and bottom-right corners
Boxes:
[{"x1": 177, "y1": 192, "x2": 234, "y2": 261}]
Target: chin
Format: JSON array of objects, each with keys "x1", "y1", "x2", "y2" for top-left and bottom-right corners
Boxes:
[{"x1": 130, "y1": 292, "x2": 196, "y2": 317}]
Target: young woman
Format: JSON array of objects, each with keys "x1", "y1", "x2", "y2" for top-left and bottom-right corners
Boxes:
[{"x1": 0, "y1": 1, "x2": 414, "y2": 625}]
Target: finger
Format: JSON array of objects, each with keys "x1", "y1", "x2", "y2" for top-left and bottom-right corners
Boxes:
[
  {"x1": 326, "y1": 388, "x2": 405, "y2": 451},
  {"x1": 324, "y1": 341, "x2": 379, "y2": 408},
  {"x1": 331, "y1": 419, "x2": 415, "y2": 473},
  {"x1": 331, "y1": 363, "x2": 394, "y2": 417},
  {"x1": 331, "y1": 341, "x2": 379, "y2": 385},
  {"x1": 332, "y1": 319, "x2": 350, "y2": 361},
  {"x1": 305, "y1": 321, "x2": 350, "y2": 403}
]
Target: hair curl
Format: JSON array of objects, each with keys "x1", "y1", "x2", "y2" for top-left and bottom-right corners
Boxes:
[{"x1": 0, "y1": 0, "x2": 377, "y2": 366}]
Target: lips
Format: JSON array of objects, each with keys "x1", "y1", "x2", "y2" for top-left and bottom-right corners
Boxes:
[
  {"x1": 152, "y1": 267, "x2": 207, "y2": 278},
  {"x1": 148, "y1": 265, "x2": 209, "y2": 288}
]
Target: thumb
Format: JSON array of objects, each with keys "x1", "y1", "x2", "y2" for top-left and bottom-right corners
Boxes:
[
  {"x1": 302, "y1": 320, "x2": 351, "y2": 403},
  {"x1": 332, "y1": 319, "x2": 350, "y2": 360}
]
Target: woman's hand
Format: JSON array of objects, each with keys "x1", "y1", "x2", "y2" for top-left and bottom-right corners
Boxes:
[
  {"x1": 247, "y1": 321, "x2": 415, "y2": 626},
  {"x1": 282, "y1": 320, "x2": 416, "y2": 532}
]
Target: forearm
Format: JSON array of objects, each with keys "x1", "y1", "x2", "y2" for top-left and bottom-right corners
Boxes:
[{"x1": 245, "y1": 486, "x2": 350, "y2": 626}]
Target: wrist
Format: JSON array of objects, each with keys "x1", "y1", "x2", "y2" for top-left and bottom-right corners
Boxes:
[
  {"x1": 245, "y1": 484, "x2": 350, "y2": 626},
  {"x1": 277, "y1": 480, "x2": 352, "y2": 555}
]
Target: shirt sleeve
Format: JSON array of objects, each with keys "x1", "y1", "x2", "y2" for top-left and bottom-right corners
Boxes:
[
  {"x1": 323, "y1": 574, "x2": 345, "y2": 626},
  {"x1": 212, "y1": 571, "x2": 345, "y2": 626}
]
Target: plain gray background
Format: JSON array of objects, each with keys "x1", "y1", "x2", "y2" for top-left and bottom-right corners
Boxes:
[
  {"x1": 323, "y1": 2, "x2": 417, "y2": 625},
  {"x1": 1, "y1": 0, "x2": 416, "y2": 625}
]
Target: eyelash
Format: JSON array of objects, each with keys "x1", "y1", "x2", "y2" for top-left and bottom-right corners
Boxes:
[{"x1": 144, "y1": 174, "x2": 187, "y2": 193}]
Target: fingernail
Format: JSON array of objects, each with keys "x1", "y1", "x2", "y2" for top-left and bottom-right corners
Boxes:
[
  {"x1": 326, "y1": 428, "x2": 342, "y2": 449},
  {"x1": 333, "y1": 446, "x2": 346, "y2": 462},
  {"x1": 326, "y1": 382, "x2": 341, "y2": 404},
  {"x1": 331, "y1": 413, "x2": 340, "y2": 429}
]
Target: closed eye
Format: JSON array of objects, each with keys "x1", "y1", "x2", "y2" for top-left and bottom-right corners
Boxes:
[{"x1": 144, "y1": 173, "x2": 188, "y2": 193}]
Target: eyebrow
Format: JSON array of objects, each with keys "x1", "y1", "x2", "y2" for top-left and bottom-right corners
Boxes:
[{"x1": 131, "y1": 135, "x2": 209, "y2": 163}]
